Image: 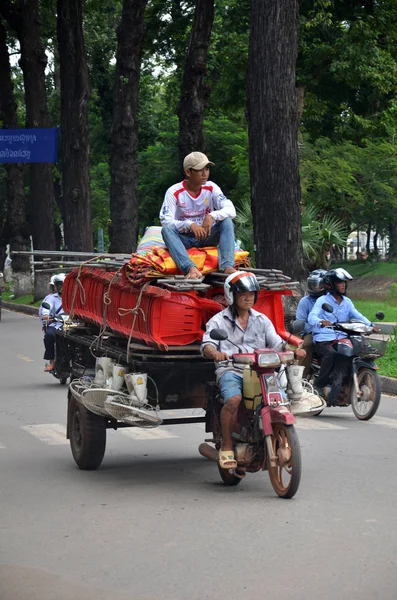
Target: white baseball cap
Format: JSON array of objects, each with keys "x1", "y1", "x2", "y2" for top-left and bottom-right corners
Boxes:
[{"x1": 183, "y1": 152, "x2": 215, "y2": 171}]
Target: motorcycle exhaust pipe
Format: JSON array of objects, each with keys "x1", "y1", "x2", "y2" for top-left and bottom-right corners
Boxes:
[{"x1": 199, "y1": 443, "x2": 219, "y2": 462}]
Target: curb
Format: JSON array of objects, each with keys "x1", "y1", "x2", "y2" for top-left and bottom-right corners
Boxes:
[
  {"x1": 380, "y1": 376, "x2": 397, "y2": 396},
  {"x1": 2, "y1": 301, "x2": 39, "y2": 317}
]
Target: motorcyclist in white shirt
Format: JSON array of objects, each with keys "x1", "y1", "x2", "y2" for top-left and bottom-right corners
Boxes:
[
  {"x1": 41, "y1": 273, "x2": 66, "y2": 372},
  {"x1": 201, "y1": 271, "x2": 306, "y2": 470}
]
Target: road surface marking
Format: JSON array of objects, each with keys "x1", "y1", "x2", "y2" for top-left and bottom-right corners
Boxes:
[
  {"x1": 369, "y1": 416, "x2": 397, "y2": 429},
  {"x1": 119, "y1": 427, "x2": 178, "y2": 441},
  {"x1": 17, "y1": 354, "x2": 33, "y2": 362},
  {"x1": 21, "y1": 423, "x2": 68, "y2": 445},
  {"x1": 295, "y1": 419, "x2": 347, "y2": 431}
]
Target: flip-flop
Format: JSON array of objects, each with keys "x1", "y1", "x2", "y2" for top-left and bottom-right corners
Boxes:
[
  {"x1": 218, "y1": 450, "x2": 237, "y2": 470},
  {"x1": 45, "y1": 364, "x2": 55, "y2": 372}
]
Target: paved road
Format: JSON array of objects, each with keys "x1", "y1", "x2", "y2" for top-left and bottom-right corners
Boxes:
[{"x1": 1, "y1": 309, "x2": 397, "y2": 600}]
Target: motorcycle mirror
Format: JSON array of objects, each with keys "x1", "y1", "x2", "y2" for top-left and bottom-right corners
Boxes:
[
  {"x1": 210, "y1": 328, "x2": 228, "y2": 341},
  {"x1": 41, "y1": 301, "x2": 51, "y2": 309},
  {"x1": 322, "y1": 303, "x2": 334, "y2": 313},
  {"x1": 375, "y1": 311, "x2": 385, "y2": 321}
]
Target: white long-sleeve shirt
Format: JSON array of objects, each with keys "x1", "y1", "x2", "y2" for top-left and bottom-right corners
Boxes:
[{"x1": 160, "y1": 180, "x2": 236, "y2": 232}]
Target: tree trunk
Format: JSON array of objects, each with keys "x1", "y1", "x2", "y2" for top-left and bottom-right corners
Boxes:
[
  {"x1": 366, "y1": 223, "x2": 371, "y2": 255},
  {"x1": 0, "y1": 18, "x2": 31, "y2": 296},
  {"x1": 247, "y1": 0, "x2": 304, "y2": 280},
  {"x1": 0, "y1": 0, "x2": 56, "y2": 252},
  {"x1": 57, "y1": 0, "x2": 93, "y2": 251},
  {"x1": 373, "y1": 228, "x2": 379, "y2": 256},
  {"x1": 109, "y1": 0, "x2": 147, "y2": 254},
  {"x1": 388, "y1": 220, "x2": 397, "y2": 260},
  {"x1": 177, "y1": 0, "x2": 215, "y2": 167}
]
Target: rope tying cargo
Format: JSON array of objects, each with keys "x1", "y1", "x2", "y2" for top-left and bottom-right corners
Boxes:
[
  {"x1": 68, "y1": 255, "x2": 108, "y2": 320},
  {"x1": 118, "y1": 281, "x2": 150, "y2": 361}
]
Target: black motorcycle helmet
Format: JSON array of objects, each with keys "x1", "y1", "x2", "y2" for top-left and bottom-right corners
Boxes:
[
  {"x1": 324, "y1": 268, "x2": 353, "y2": 295},
  {"x1": 307, "y1": 269, "x2": 327, "y2": 297}
]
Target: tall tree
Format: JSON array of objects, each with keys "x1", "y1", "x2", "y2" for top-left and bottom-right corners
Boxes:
[
  {"x1": 109, "y1": 0, "x2": 147, "y2": 253},
  {"x1": 57, "y1": 0, "x2": 93, "y2": 251},
  {"x1": 247, "y1": 0, "x2": 304, "y2": 279},
  {"x1": 0, "y1": 18, "x2": 31, "y2": 295},
  {"x1": 177, "y1": 0, "x2": 215, "y2": 164},
  {"x1": 0, "y1": 0, "x2": 56, "y2": 252}
]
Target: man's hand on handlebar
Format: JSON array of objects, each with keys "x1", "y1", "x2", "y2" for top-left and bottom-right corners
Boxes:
[
  {"x1": 214, "y1": 351, "x2": 230, "y2": 362},
  {"x1": 320, "y1": 319, "x2": 332, "y2": 327},
  {"x1": 294, "y1": 348, "x2": 306, "y2": 359},
  {"x1": 373, "y1": 325, "x2": 381, "y2": 333}
]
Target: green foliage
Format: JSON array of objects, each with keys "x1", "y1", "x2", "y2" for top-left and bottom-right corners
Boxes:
[
  {"x1": 352, "y1": 300, "x2": 397, "y2": 322},
  {"x1": 378, "y1": 331, "x2": 397, "y2": 378},
  {"x1": 332, "y1": 260, "x2": 397, "y2": 278}
]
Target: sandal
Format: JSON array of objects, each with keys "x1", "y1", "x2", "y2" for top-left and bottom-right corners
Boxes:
[
  {"x1": 44, "y1": 364, "x2": 55, "y2": 372},
  {"x1": 218, "y1": 450, "x2": 237, "y2": 470}
]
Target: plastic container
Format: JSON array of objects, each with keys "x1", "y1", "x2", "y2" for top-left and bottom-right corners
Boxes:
[{"x1": 243, "y1": 366, "x2": 262, "y2": 410}]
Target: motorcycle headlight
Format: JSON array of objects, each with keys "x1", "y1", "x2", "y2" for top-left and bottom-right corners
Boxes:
[{"x1": 257, "y1": 351, "x2": 281, "y2": 368}]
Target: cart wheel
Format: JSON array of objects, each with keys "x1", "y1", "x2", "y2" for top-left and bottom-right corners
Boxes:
[
  {"x1": 268, "y1": 423, "x2": 301, "y2": 499},
  {"x1": 69, "y1": 400, "x2": 106, "y2": 470},
  {"x1": 217, "y1": 464, "x2": 243, "y2": 486}
]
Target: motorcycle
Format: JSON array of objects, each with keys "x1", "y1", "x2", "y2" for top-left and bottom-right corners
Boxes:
[
  {"x1": 292, "y1": 304, "x2": 386, "y2": 420},
  {"x1": 199, "y1": 328, "x2": 302, "y2": 499},
  {"x1": 41, "y1": 301, "x2": 71, "y2": 385}
]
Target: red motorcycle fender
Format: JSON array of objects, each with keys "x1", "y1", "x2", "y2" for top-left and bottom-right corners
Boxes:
[
  {"x1": 267, "y1": 405, "x2": 296, "y2": 426},
  {"x1": 260, "y1": 405, "x2": 295, "y2": 434}
]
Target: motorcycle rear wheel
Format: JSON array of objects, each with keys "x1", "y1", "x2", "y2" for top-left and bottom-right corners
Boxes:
[
  {"x1": 268, "y1": 423, "x2": 301, "y2": 499},
  {"x1": 351, "y1": 368, "x2": 381, "y2": 421}
]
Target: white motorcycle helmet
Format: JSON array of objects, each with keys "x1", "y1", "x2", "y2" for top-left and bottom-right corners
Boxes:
[
  {"x1": 53, "y1": 273, "x2": 66, "y2": 295},
  {"x1": 224, "y1": 271, "x2": 260, "y2": 306},
  {"x1": 48, "y1": 275, "x2": 56, "y2": 292}
]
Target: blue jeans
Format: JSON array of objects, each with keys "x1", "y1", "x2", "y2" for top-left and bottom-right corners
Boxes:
[{"x1": 161, "y1": 218, "x2": 235, "y2": 275}]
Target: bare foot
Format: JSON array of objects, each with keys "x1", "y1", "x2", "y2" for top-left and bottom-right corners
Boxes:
[
  {"x1": 186, "y1": 266, "x2": 202, "y2": 279},
  {"x1": 223, "y1": 266, "x2": 237, "y2": 275}
]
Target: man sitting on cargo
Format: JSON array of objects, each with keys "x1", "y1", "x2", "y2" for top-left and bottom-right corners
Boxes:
[
  {"x1": 160, "y1": 152, "x2": 237, "y2": 280},
  {"x1": 201, "y1": 271, "x2": 306, "y2": 471}
]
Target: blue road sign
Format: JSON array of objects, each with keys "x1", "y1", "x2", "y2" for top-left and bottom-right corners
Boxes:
[{"x1": 0, "y1": 128, "x2": 58, "y2": 163}]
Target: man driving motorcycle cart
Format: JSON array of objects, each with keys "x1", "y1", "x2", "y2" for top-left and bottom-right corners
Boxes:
[
  {"x1": 308, "y1": 268, "x2": 380, "y2": 406},
  {"x1": 201, "y1": 271, "x2": 306, "y2": 471},
  {"x1": 41, "y1": 273, "x2": 66, "y2": 372}
]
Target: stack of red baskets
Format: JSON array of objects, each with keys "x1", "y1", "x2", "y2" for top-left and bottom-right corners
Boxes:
[
  {"x1": 62, "y1": 268, "x2": 295, "y2": 350},
  {"x1": 62, "y1": 268, "x2": 223, "y2": 350}
]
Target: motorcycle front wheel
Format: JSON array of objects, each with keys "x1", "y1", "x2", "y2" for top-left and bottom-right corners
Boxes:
[
  {"x1": 351, "y1": 368, "x2": 381, "y2": 421},
  {"x1": 268, "y1": 423, "x2": 301, "y2": 499}
]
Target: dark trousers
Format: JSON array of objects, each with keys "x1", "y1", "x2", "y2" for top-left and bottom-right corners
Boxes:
[
  {"x1": 314, "y1": 341, "x2": 339, "y2": 387},
  {"x1": 43, "y1": 326, "x2": 56, "y2": 360}
]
